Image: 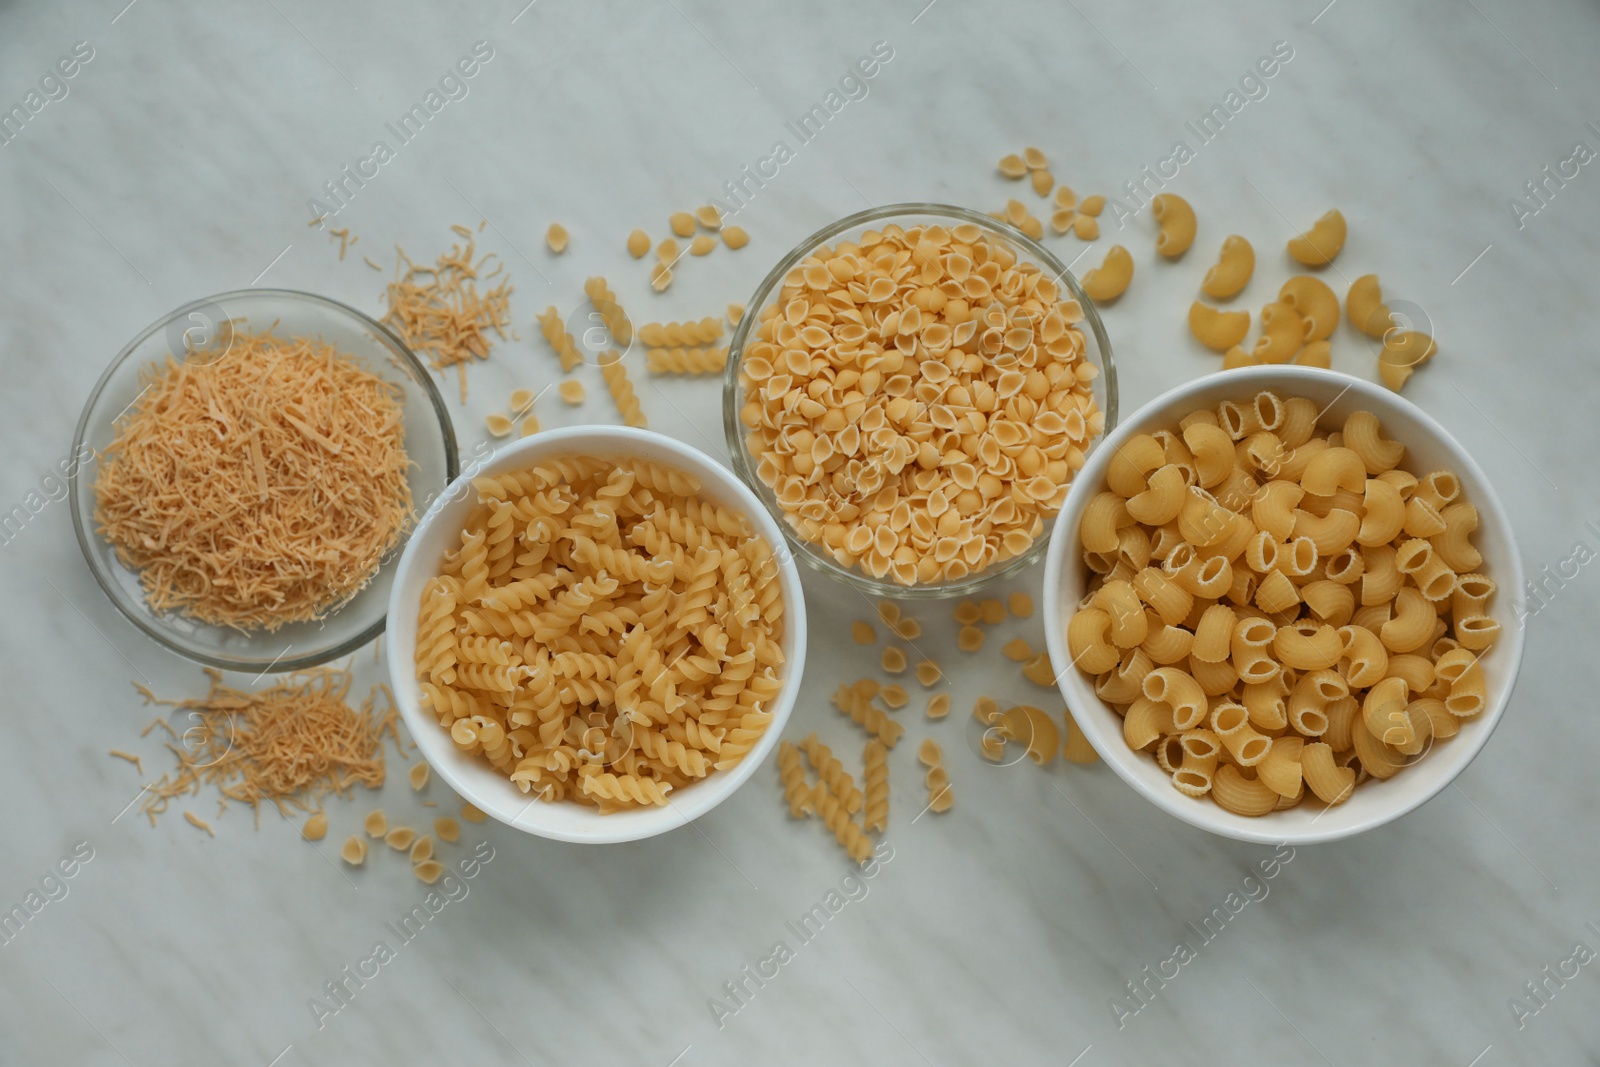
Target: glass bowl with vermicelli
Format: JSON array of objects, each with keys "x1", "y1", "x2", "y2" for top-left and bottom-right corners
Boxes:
[
  {"x1": 723, "y1": 203, "x2": 1118, "y2": 600},
  {"x1": 69, "y1": 289, "x2": 458, "y2": 672}
]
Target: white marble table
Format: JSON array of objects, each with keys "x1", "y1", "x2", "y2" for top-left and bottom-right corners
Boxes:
[{"x1": 2, "y1": 1, "x2": 1597, "y2": 1063}]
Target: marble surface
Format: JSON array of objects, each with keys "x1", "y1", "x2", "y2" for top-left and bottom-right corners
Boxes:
[{"x1": 2, "y1": 1, "x2": 1598, "y2": 1063}]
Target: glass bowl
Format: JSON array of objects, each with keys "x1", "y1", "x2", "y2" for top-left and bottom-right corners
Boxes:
[
  {"x1": 722, "y1": 203, "x2": 1118, "y2": 599},
  {"x1": 69, "y1": 289, "x2": 459, "y2": 672}
]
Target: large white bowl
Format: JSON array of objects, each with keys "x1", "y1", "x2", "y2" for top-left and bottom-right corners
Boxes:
[
  {"x1": 386, "y1": 426, "x2": 807, "y2": 844},
  {"x1": 1042, "y1": 367, "x2": 1525, "y2": 845}
]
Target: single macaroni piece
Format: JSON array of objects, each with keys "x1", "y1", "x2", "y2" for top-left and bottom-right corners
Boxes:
[
  {"x1": 1201, "y1": 235, "x2": 1254, "y2": 299},
  {"x1": 546, "y1": 223, "x2": 569, "y2": 253},
  {"x1": 1378, "y1": 330, "x2": 1437, "y2": 392},
  {"x1": 627, "y1": 229, "x2": 650, "y2": 259},
  {"x1": 1279, "y1": 276, "x2": 1338, "y2": 342},
  {"x1": 1189, "y1": 301, "x2": 1251, "y2": 351},
  {"x1": 1287, "y1": 209, "x2": 1346, "y2": 267},
  {"x1": 997, "y1": 705, "x2": 1059, "y2": 765},
  {"x1": 1346, "y1": 274, "x2": 1393, "y2": 337},
  {"x1": 669, "y1": 211, "x2": 696, "y2": 238},
  {"x1": 1151, "y1": 193, "x2": 1197, "y2": 258},
  {"x1": 1062, "y1": 707, "x2": 1099, "y2": 764},
  {"x1": 1070, "y1": 391, "x2": 1498, "y2": 814},
  {"x1": 862, "y1": 739, "x2": 889, "y2": 832},
  {"x1": 1081, "y1": 245, "x2": 1133, "y2": 304},
  {"x1": 1253, "y1": 301, "x2": 1305, "y2": 364}
]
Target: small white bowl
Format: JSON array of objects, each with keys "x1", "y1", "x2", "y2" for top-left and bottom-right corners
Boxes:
[
  {"x1": 1042, "y1": 367, "x2": 1525, "y2": 845},
  {"x1": 386, "y1": 426, "x2": 807, "y2": 844}
]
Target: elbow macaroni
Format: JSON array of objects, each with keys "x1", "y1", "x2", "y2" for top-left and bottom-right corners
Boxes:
[
  {"x1": 1069, "y1": 391, "x2": 1500, "y2": 815},
  {"x1": 1201, "y1": 235, "x2": 1254, "y2": 298},
  {"x1": 1286, "y1": 208, "x2": 1346, "y2": 267},
  {"x1": 1151, "y1": 193, "x2": 1197, "y2": 258}
]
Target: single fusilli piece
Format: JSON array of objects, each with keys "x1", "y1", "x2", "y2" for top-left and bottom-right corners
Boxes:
[
  {"x1": 578, "y1": 770, "x2": 671, "y2": 806},
  {"x1": 919, "y1": 738, "x2": 953, "y2": 814},
  {"x1": 831, "y1": 683, "x2": 905, "y2": 749},
  {"x1": 645, "y1": 346, "x2": 728, "y2": 375},
  {"x1": 812, "y1": 782, "x2": 872, "y2": 863},
  {"x1": 862, "y1": 739, "x2": 889, "y2": 833},
  {"x1": 537, "y1": 306, "x2": 582, "y2": 372},
  {"x1": 583, "y1": 276, "x2": 633, "y2": 347},
  {"x1": 799, "y1": 733, "x2": 861, "y2": 814},
  {"x1": 598, "y1": 351, "x2": 647, "y2": 427},
  {"x1": 638, "y1": 318, "x2": 722, "y2": 347},
  {"x1": 777, "y1": 740, "x2": 814, "y2": 818},
  {"x1": 416, "y1": 579, "x2": 457, "y2": 685}
]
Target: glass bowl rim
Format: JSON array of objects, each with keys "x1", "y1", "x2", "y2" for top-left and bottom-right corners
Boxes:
[
  {"x1": 721, "y1": 201, "x2": 1120, "y2": 600},
  {"x1": 67, "y1": 286, "x2": 461, "y2": 672}
]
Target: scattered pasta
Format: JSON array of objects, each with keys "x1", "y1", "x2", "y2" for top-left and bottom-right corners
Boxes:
[
  {"x1": 862, "y1": 740, "x2": 889, "y2": 832},
  {"x1": 927, "y1": 693, "x2": 951, "y2": 719},
  {"x1": 545, "y1": 223, "x2": 569, "y2": 254},
  {"x1": 583, "y1": 277, "x2": 633, "y2": 347},
  {"x1": 831, "y1": 681, "x2": 905, "y2": 747},
  {"x1": 1066, "y1": 391, "x2": 1498, "y2": 815},
  {"x1": 645, "y1": 347, "x2": 727, "y2": 376},
  {"x1": 185, "y1": 811, "x2": 214, "y2": 836},
  {"x1": 302, "y1": 812, "x2": 328, "y2": 841},
  {"x1": 434, "y1": 816, "x2": 460, "y2": 843},
  {"x1": 538, "y1": 306, "x2": 583, "y2": 373},
  {"x1": 383, "y1": 235, "x2": 512, "y2": 403},
  {"x1": 559, "y1": 380, "x2": 585, "y2": 405},
  {"x1": 412, "y1": 455, "x2": 787, "y2": 811},
  {"x1": 365, "y1": 810, "x2": 388, "y2": 837},
  {"x1": 881, "y1": 646, "x2": 908, "y2": 674},
  {"x1": 918, "y1": 738, "x2": 953, "y2": 813},
  {"x1": 409, "y1": 762, "x2": 430, "y2": 791},
  {"x1": 598, "y1": 351, "x2": 647, "y2": 427}
]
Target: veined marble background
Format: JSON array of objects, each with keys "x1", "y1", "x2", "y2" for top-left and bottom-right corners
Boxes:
[{"x1": 1, "y1": 1, "x2": 1597, "y2": 1063}]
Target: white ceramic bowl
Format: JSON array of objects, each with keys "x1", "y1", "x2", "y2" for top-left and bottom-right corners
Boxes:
[
  {"x1": 386, "y1": 426, "x2": 807, "y2": 844},
  {"x1": 1042, "y1": 367, "x2": 1525, "y2": 845}
]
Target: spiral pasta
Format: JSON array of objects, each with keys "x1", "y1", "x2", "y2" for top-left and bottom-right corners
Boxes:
[
  {"x1": 537, "y1": 306, "x2": 583, "y2": 373},
  {"x1": 414, "y1": 455, "x2": 786, "y2": 811},
  {"x1": 599, "y1": 351, "x2": 647, "y2": 428},
  {"x1": 645, "y1": 346, "x2": 729, "y2": 375},
  {"x1": 582, "y1": 276, "x2": 633, "y2": 347},
  {"x1": 861, "y1": 739, "x2": 889, "y2": 833},
  {"x1": 639, "y1": 318, "x2": 723, "y2": 347}
]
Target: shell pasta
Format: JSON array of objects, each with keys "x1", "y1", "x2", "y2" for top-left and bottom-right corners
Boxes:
[
  {"x1": 414, "y1": 455, "x2": 785, "y2": 811},
  {"x1": 1068, "y1": 391, "x2": 1499, "y2": 815}
]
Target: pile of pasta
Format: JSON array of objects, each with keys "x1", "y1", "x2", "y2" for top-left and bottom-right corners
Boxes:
[
  {"x1": 93, "y1": 333, "x2": 413, "y2": 630},
  {"x1": 1068, "y1": 391, "x2": 1497, "y2": 815},
  {"x1": 413, "y1": 456, "x2": 785, "y2": 811},
  {"x1": 736, "y1": 220, "x2": 1104, "y2": 588}
]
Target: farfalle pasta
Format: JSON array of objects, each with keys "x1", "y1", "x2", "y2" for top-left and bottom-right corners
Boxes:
[{"x1": 414, "y1": 455, "x2": 785, "y2": 812}]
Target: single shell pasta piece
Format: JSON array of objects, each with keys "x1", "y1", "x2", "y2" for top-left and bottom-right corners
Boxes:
[
  {"x1": 1201, "y1": 235, "x2": 1254, "y2": 299},
  {"x1": 669, "y1": 211, "x2": 696, "y2": 237},
  {"x1": 851, "y1": 620, "x2": 876, "y2": 644},
  {"x1": 722, "y1": 226, "x2": 749, "y2": 249},
  {"x1": 364, "y1": 810, "x2": 388, "y2": 837},
  {"x1": 1008, "y1": 592, "x2": 1034, "y2": 618},
  {"x1": 1151, "y1": 193, "x2": 1197, "y2": 258},
  {"x1": 341, "y1": 835, "x2": 368, "y2": 865},
  {"x1": 695, "y1": 204, "x2": 722, "y2": 230},
  {"x1": 1287, "y1": 209, "x2": 1346, "y2": 266},
  {"x1": 1081, "y1": 245, "x2": 1133, "y2": 303},
  {"x1": 1031, "y1": 169, "x2": 1055, "y2": 197},
  {"x1": 627, "y1": 229, "x2": 650, "y2": 259},
  {"x1": 881, "y1": 646, "x2": 908, "y2": 673},
  {"x1": 303, "y1": 812, "x2": 327, "y2": 841},
  {"x1": 689, "y1": 235, "x2": 716, "y2": 256},
  {"x1": 1189, "y1": 302, "x2": 1251, "y2": 351},
  {"x1": 915, "y1": 660, "x2": 942, "y2": 687},
  {"x1": 998, "y1": 153, "x2": 1027, "y2": 178},
  {"x1": 386, "y1": 827, "x2": 416, "y2": 850},
  {"x1": 414, "y1": 860, "x2": 445, "y2": 884},
  {"x1": 1346, "y1": 275, "x2": 1392, "y2": 337},
  {"x1": 434, "y1": 817, "x2": 460, "y2": 843},
  {"x1": 545, "y1": 223, "x2": 569, "y2": 253},
  {"x1": 927, "y1": 693, "x2": 951, "y2": 719},
  {"x1": 410, "y1": 836, "x2": 434, "y2": 864},
  {"x1": 1024, "y1": 146, "x2": 1048, "y2": 170},
  {"x1": 409, "y1": 762, "x2": 430, "y2": 790},
  {"x1": 1279, "y1": 276, "x2": 1338, "y2": 341}
]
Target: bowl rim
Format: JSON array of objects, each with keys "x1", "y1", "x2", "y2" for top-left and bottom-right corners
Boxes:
[
  {"x1": 720, "y1": 201, "x2": 1119, "y2": 600},
  {"x1": 1042, "y1": 365, "x2": 1527, "y2": 845},
  {"x1": 68, "y1": 287, "x2": 460, "y2": 672},
  {"x1": 384, "y1": 424, "x2": 810, "y2": 843}
]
